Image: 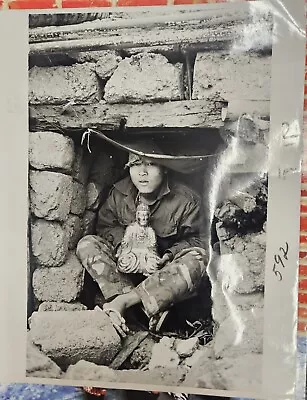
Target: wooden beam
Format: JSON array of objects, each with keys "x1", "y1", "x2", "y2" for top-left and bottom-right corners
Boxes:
[
  {"x1": 29, "y1": 20, "x2": 272, "y2": 56},
  {"x1": 29, "y1": 100, "x2": 226, "y2": 132},
  {"x1": 29, "y1": 7, "x2": 251, "y2": 43}
]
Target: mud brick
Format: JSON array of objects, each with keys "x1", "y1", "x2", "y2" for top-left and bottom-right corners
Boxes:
[
  {"x1": 95, "y1": 50, "x2": 122, "y2": 80},
  {"x1": 38, "y1": 302, "x2": 87, "y2": 312},
  {"x1": 29, "y1": 63, "x2": 100, "y2": 105},
  {"x1": 31, "y1": 220, "x2": 69, "y2": 267},
  {"x1": 65, "y1": 214, "x2": 83, "y2": 250},
  {"x1": 29, "y1": 309, "x2": 121, "y2": 369},
  {"x1": 192, "y1": 52, "x2": 271, "y2": 102},
  {"x1": 72, "y1": 145, "x2": 93, "y2": 185},
  {"x1": 86, "y1": 181, "x2": 102, "y2": 211},
  {"x1": 70, "y1": 181, "x2": 87, "y2": 216},
  {"x1": 30, "y1": 171, "x2": 73, "y2": 222},
  {"x1": 82, "y1": 210, "x2": 97, "y2": 236},
  {"x1": 29, "y1": 131, "x2": 75, "y2": 173},
  {"x1": 104, "y1": 53, "x2": 184, "y2": 104},
  {"x1": 32, "y1": 252, "x2": 84, "y2": 302}
]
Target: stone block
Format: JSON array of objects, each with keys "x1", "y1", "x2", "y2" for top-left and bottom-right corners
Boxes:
[
  {"x1": 29, "y1": 63, "x2": 100, "y2": 105},
  {"x1": 104, "y1": 53, "x2": 184, "y2": 104},
  {"x1": 86, "y1": 181, "x2": 102, "y2": 211},
  {"x1": 65, "y1": 214, "x2": 83, "y2": 250},
  {"x1": 27, "y1": 337, "x2": 62, "y2": 378},
  {"x1": 29, "y1": 171, "x2": 73, "y2": 222},
  {"x1": 31, "y1": 220, "x2": 69, "y2": 267},
  {"x1": 33, "y1": 252, "x2": 84, "y2": 302},
  {"x1": 38, "y1": 302, "x2": 87, "y2": 312},
  {"x1": 72, "y1": 146, "x2": 93, "y2": 185},
  {"x1": 192, "y1": 52, "x2": 271, "y2": 102},
  {"x1": 82, "y1": 210, "x2": 97, "y2": 236},
  {"x1": 29, "y1": 131, "x2": 75, "y2": 172},
  {"x1": 29, "y1": 310, "x2": 121, "y2": 369},
  {"x1": 95, "y1": 50, "x2": 122, "y2": 80},
  {"x1": 70, "y1": 181, "x2": 86, "y2": 216}
]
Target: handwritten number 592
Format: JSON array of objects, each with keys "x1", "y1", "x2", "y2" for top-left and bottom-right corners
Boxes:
[{"x1": 273, "y1": 242, "x2": 289, "y2": 281}]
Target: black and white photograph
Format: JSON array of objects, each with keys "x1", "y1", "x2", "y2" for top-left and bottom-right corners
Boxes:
[{"x1": 26, "y1": 3, "x2": 273, "y2": 395}]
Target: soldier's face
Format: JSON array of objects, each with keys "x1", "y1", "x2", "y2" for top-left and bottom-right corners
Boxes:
[{"x1": 129, "y1": 157, "x2": 164, "y2": 194}]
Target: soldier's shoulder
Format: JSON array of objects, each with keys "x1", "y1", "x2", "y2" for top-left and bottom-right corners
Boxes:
[{"x1": 171, "y1": 180, "x2": 201, "y2": 204}]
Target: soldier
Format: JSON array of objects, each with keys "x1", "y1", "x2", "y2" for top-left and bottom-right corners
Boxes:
[{"x1": 76, "y1": 147, "x2": 208, "y2": 337}]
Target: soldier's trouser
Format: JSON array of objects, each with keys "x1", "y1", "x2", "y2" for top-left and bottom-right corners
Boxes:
[{"x1": 76, "y1": 235, "x2": 207, "y2": 318}]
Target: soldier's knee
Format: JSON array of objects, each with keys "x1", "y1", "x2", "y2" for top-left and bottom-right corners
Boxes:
[{"x1": 76, "y1": 235, "x2": 97, "y2": 255}]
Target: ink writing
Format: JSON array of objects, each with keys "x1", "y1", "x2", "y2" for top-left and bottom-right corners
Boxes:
[{"x1": 272, "y1": 242, "x2": 289, "y2": 281}]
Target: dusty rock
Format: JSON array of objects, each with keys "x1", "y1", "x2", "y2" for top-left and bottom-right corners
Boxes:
[
  {"x1": 29, "y1": 131, "x2": 75, "y2": 172},
  {"x1": 86, "y1": 181, "x2": 102, "y2": 211},
  {"x1": 29, "y1": 63, "x2": 100, "y2": 105},
  {"x1": 213, "y1": 308, "x2": 263, "y2": 358},
  {"x1": 95, "y1": 50, "x2": 123, "y2": 79},
  {"x1": 31, "y1": 220, "x2": 69, "y2": 267},
  {"x1": 70, "y1": 181, "x2": 87, "y2": 216},
  {"x1": 27, "y1": 337, "x2": 62, "y2": 378},
  {"x1": 33, "y1": 252, "x2": 84, "y2": 302},
  {"x1": 175, "y1": 338, "x2": 199, "y2": 358},
  {"x1": 104, "y1": 53, "x2": 183, "y2": 104},
  {"x1": 65, "y1": 361, "x2": 185, "y2": 386},
  {"x1": 72, "y1": 146, "x2": 93, "y2": 185},
  {"x1": 29, "y1": 310, "x2": 121, "y2": 369},
  {"x1": 29, "y1": 171, "x2": 73, "y2": 222},
  {"x1": 82, "y1": 210, "x2": 97, "y2": 236},
  {"x1": 148, "y1": 337, "x2": 180, "y2": 370},
  {"x1": 38, "y1": 302, "x2": 87, "y2": 312},
  {"x1": 65, "y1": 214, "x2": 83, "y2": 250},
  {"x1": 192, "y1": 52, "x2": 271, "y2": 102}
]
